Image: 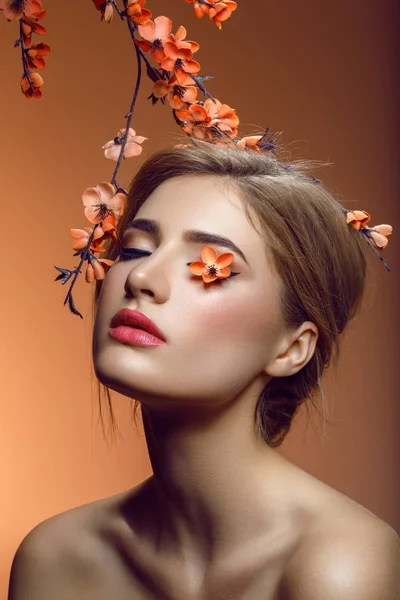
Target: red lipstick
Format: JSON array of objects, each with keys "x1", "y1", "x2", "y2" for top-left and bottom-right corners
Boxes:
[{"x1": 109, "y1": 308, "x2": 167, "y2": 348}]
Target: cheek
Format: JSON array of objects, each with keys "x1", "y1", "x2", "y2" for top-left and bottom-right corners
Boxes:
[
  {"x1": 96, "y1": 267, "x2": 121, "y2": 313},
  {"x1": 192, "y1": 288, "x2": 282, "y2": 347}
]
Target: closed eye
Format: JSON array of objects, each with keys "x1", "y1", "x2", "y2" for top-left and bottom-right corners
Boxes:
[
  {"x1": 116, "y1": 248, "x2": 152, "y2": 261},
  {"x1": 116, "y1": 248, "x2": 241, "y2": 279}
]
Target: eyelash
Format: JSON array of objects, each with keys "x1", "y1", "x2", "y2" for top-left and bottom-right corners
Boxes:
[{"x1": 116, "y1": 248, "x2": 241, "y2": 279}]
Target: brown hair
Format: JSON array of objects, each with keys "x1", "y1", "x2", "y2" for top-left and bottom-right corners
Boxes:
[{"x1": 93, "y1": 137, "x2": 367, "y2": 448}]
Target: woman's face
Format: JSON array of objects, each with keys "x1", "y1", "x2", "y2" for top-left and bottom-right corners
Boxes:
[{"x1": 93, "y1": 175, "x2": 288, "y2": 412}]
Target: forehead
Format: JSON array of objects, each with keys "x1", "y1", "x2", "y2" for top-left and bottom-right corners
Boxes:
[{"x1": 133, "y1": 175, "x2": 263, "y2": 250}]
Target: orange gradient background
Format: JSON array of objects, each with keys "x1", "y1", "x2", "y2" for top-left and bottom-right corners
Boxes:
[{"x1": 1, "y1": 0, "x2": 399, "y2": 594}]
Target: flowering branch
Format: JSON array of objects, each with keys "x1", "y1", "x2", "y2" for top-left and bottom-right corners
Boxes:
[
  {"x1": 1, "y1": 0, "x2": 50, "y2": 98},
  {"x1": 55, "y1": 225, "x2": 102, "y2": 319},
  {"x1": 110, "y1": 42, "x2": 142, "y2": 189},
  {"x1": 344, "y1": 209, "x2": 392, "y2": 272},
  {"x1": 18, "y1": 20, "x2": 34, "y2": 94},
  {"x1": 360, "y1": 230, "x2": 391, "y2": 272},
  {"x1": 109, "y1": 0, "x2": 124, "y2": 19}
]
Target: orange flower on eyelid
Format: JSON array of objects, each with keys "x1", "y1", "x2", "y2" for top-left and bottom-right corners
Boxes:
[
  {"x1": 189, "y1": 246, "x2": 234, "y2": 283},
  {"x1": 345, "y1": 210, "x2": 370, "y2": 230}
]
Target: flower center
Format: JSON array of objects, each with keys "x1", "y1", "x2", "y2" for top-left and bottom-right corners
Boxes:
[
  {"x1": 152, "y1": 39, "x2": 163, "y2": 50},
  {"x1": 207, "y1": 264, "x2": 218, "y2": 275},
  {"x1": 173, "y1": 85, "x2": 185, "y2": 99},
  {"x1": 94, "y1": 203, "x2": 113, "y2": 220},
  {"x1": 10, "y1": 0, "x2": 26, "y2": 11}
]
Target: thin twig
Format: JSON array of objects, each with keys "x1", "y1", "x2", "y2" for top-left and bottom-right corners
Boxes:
[
  {"x1": 63, "y1": 224, "x2": 101, "y2": 311},
  {"x1": 110, "y1": 22, "x2": 142, "y2": 186},
  {"x1": 19, "y1": 20, "x2": 34, "y2": 94},
  {"x1": 109, "y1": 0, "x2": 124, "y2": 19},
  {"x1": 361, "y1": 230, "x2": 391, "y2": 272}
]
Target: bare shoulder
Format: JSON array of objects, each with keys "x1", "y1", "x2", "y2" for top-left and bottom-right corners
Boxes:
[
  {"x1": 282, "y1": 485, "x2": 400, "y2": 600},
  {"x1": 7, "y1": 493, "x2": 125, "y2": 599}
]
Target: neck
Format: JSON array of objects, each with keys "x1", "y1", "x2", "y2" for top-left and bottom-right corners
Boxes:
[{"x1": 138, "y1": 379, "x2": 298, "y2": 566}]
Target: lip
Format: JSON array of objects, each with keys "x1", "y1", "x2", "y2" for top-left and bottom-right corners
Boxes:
[{"x1": 109, "y1": 308, "x2": 167, "y2": 345}]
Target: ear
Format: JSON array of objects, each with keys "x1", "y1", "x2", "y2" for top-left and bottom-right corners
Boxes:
[{"x1": 264, "y1": 321, "x2": 319, "y2": 378}]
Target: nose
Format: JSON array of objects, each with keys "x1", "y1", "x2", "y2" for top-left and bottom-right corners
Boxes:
[{"x1": 123, "y1": 252, "x2": 171, "y2": 303}]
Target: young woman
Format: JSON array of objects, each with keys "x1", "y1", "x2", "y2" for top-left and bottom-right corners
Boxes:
[{"x1": 8, "y1": 140, "x2": 400, "y2": 599}]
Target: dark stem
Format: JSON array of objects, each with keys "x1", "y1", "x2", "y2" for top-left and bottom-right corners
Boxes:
[
  {"x1": 190, "y1": 74, "x2": 216, "y2": 103},
  {"x1": 19, "y1": 20, "x2": 34, "y2": 94},
  {"x1": 110, "y1": 48, "x2": 142, "y2": 185},
  {"x1": 124, "y1": 12, "x2": 162, "y2": 82},
  {"x1": 110, "y1": 7, "x2": 143, "y2": 187},
  {"x1": 361, "y1": 230, "x2": 391, "y2": 272},
  {"x1": 137, "y1": 44, "x2": 163, "y2": 80},
  {"x1": 109, "y1": 0, "x2": 124, "y2": 19},
  {"x1": 197, "y1": 0, "x2": 216, "y2": 7},
  {"x1": 61, "y1": 0, "x2": 223, "y2": 317},
  {"x1": 63, "y1": 224, "x2": 101, "y2": 307}
]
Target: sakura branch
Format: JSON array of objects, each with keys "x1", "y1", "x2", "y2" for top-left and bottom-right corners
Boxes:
[
  {"x1": 344, "y1": 210, "x2": 392, "y2": 272},
  {"x1": 53, "y1": 0, "x2": 241, "y2": 318},
  {"x1": 0, "y1": 0, "x2": 50, "y2": 98}
]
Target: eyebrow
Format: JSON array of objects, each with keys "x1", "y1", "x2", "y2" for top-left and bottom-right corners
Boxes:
[{"x1": 124, "y1": 218, "x2": 249, "y2": 265}]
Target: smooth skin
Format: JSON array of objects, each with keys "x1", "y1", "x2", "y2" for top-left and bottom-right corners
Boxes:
[{"x1": 8, "y1": 175, "x2": 400, "y2": 599}]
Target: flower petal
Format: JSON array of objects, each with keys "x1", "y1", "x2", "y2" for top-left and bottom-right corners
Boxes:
[
  {"x1": 183, "y1": 59, "x2": 201, "y2": 74},
  {"x1": 215, "y1": 252, "x2": 234, "y2": 268},
  {"x1": 182, "y1": 85, "x2": 197, "y2": 103},
  {"x1": 97, "y1": 181, "x2": 117, "y2": 203},
  {"x1": 189, "y1": 104, "x2": 208, "y2": 122},
  {"x1": 93, "y1": 259, "x2": 106, "y2": 280},
  {"x1": 217, "y1": 267, "x2": 231, "y2": 278},
  {"x1": 153, "y1": 80, "x2": 170, "y2": 97},
  {"x1": 137, "y1": 18, "x2": 155, "y2": 41},
  {"x1": 174, "y1": 25, "x2": 187, "y2": 41},
  {"x1": 370, "y1": 224, "x2": 393, "y2": 236},
  {"x1": 154, "y1": 15, "x2": 172, "y2": 39},
  {"x1": 202, "y1": 272, "x2": 218, "y2": 283},
  {"x1": 189, "y1": 261, "x2": 207, "y2": 276},
  {"x1": 369, "y1": 231, "x2": 389, "y2": 249},
  {"x1": 85, "y1": 263, "x2": 95, "y2": 283},
  {"x1": 124, "y1": 141, "x2": 144, "y2": 157},
  {"x1": 107, "y1": 192, "x2": 127, "y2": 216},
  {"x1": 104, "y1": 145, "x2": 123, "y2": 161},
  {"x1": 346, "y1": 210, "x2": 371, "y2": 230},
  {"x1": 160, "y1": 57, "x2": 175, "y2": 71},
  {"x1": 201, "y1": 246, "x2": 217, "y2": 264},
  {"x1": 82, "y1": 186, "x2": 101, "y2": 207}
]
